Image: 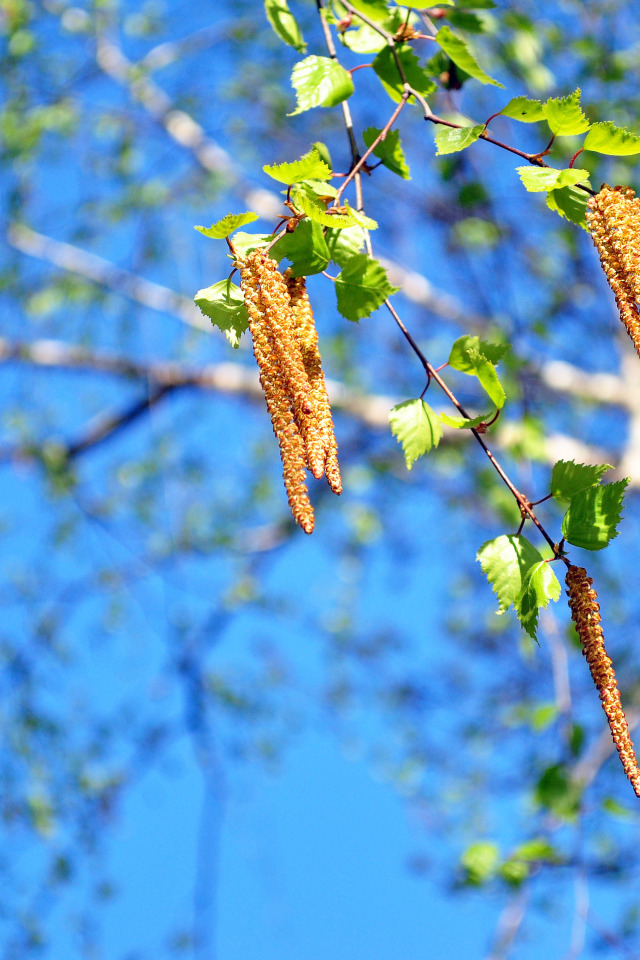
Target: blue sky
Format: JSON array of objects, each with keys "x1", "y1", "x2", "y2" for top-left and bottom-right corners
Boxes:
[{"x1": 3, "y1": 1, "x2": 640, "y2": 958}]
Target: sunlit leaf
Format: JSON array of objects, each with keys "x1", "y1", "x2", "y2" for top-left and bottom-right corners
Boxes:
[
  {"x1": 583, "y1": 120, "x2": 640, "y2": 156},
  {"x1": 544, "y1": 88, "x2": 590, "y2": 136},
  {"x1": 263, "y1": 147, "x2": 332, "y2": 184},
  {"x1": 516, "y1": 166, "x2": 590, "y2": 192},
  {"x1": 289, "y1": 55, "x2": 354, "y2": 115},
  {"x1": 561, "y1": 479, "x2": 628, "y2": 550},
  {"x1": 546, "y1": 184, "x2": 589, "y2": 229},
  {"x1": 500, "y1": 95, "x2": 547, "y2": 123},
  {"x1": 335, "y1": 253, "x2": 398, "y2": 320},
  {"x1": 194, "y1": 280, "x2": 249, "y2": 348},
  {"x1": 434, "y1": 124, "x2": 484, "y2": 156},
  {"x1": 477, "y1": 534, "x2": 544, "y2": 614},
  {"x1": 264, "y1": 0, "x2": 306, "y2": 52},
  {"x1": 389, "y1": 399, "x2": 442, "y2": 468},
  {"x1": 551, "y1": 460, "x2": 614, "y2": 502},
  {"x1": 194, "y1": 211, "x2": 259, "y2": 239}
]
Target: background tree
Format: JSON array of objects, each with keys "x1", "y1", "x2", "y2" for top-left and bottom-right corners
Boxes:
[{"x1": 2, "y1": 0, "x2": 640, "y2": 957}]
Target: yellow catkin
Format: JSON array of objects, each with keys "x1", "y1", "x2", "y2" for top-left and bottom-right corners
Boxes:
[
  {"x1": 565, "y1": 564, "x2": 640, "y2": 798},
  {"x1": 237, "y1": 255, "x2": 314, "y2": 534},
  {"x1": 247, "y1": 251, "x2": 313, "y2": 420},
  {"x1": 287, "y1": 274, "x2": 342, "y2": 494},
  {"x1": 586, "y1": 184, "x2": 640, "y2": 360}
]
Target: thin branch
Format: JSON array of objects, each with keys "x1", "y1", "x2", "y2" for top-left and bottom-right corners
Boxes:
[{"x1": 335, "y1": 93, "x2": 409, "y2": 201}]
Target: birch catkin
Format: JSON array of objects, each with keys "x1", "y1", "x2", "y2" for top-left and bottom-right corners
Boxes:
[
  {"x1": 586, "y1": 184, "x2": 640, "y2": 360},
  {"x1": 565, "y1": 564, "x2": 640, "y2": 798},
  {"x1": 235, "y1": 251, "x2": 343, "y2": 532},
  {"x1": 237, "y1": 252, "x2": 315, "y2": 534},
  {"x1": 287, "y1": 274, "x2": 342, "y2": 495}
]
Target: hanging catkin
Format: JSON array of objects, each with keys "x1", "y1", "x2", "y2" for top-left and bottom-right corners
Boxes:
[
  {"x1": 237, "y1": 252, "x2": 315, "y2": 534},
  {"x1": 565, "y1": 564, "x2": 640, "y2": 798},
  {"x1": 287, "y1": 274, "x2": 342, "y2": 495},
  {"x1": 586, "y1": 184, "x2": 640, "y2": 360}
]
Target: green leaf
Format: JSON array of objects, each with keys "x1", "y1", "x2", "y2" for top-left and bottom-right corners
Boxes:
[
  {"x1": 325, "y1": 225, "x2": 366, "y2": 267},
  {"x1": 229, "y1": 232, "x2": 274, "y2": 257},
  {"x1": 346, "y1": 204, "x2": 379, "y2": 230},
  {"x1": 510, "y1": 839, "x2": 559, "y2": 862},
  {"x1": 263, "y1": 147, "x2": 332, "y2": 184},
  {"x1": 264, "y1": 0, "x2": 306, "y2": 53},
  {"x1": 335, "y1": 253, "x2": 398, "y2": 321},
  {"x1": 456, "y1": 0, "x2": 496, "y2": 7},
  {"x1": 477, "y1": 534, "x2": 544, "y2": 615},
  {"x1": 583, "y1": 120, "x2": 640, "y2": 156},
  {"x1": 534, "y1": 764, "x2": 581, "y2": 821},
  {"x1": 389, "y1": 399, "x2": 443, "y2": 468},
  {"x1": 499, "y1": 861, "x2": 529, "y2": 886},
  {"x1": 516, "y1": 560, "x2": 561, "y2": 640},
  {"x1": 194, "y1": 280, "x2": 249, "y2": 348},
  {"x1": 546, "y1": 184, "x2": 589, "y2": 229},
  {"x1": 561, "y1": 478, "x2": 628, "y2": 551},
  {"x1": 448, "y1": 336, "x2": 507, "y2": 409},
  {"x1": 440, "y1": 411, "x2": 494, "y2": 429},
  {"x1": 434, "y1": 124, "x2": 484, "y2": 156},
  {"x1": 270, "y1": 219, "x2": 330, "y2": 276},
  {"x1": 339, "y1": 21, "x2": 387, "y2": 54},
  {"x1": 291, "y1": 185, "x2": 377, "y2": 230},
  {"x1": 500, "y1": 95, "x2": 547, "y2": 123},
  {"x1": 544, "y1": 88, "x2": 590, "y2": 136},
  {"x1": 362, "y1": 127, "x2": 411, "y2": 179},
  {"x1": 602, "y1": 796, "x2": 634, "y2": 820},
  {"x1": 194, "y1": 211, "x2": 259, "y2": 240},
  {"x1": 551, "y1": 459, "x2": 614, "y2": 503},
  {"x1": 289, "y1": 56, "x2": 354, "y2": 116},
  {"x1": 516, "y1": 166, "x2": 590, "y2": 193},
  {"x1": 342, "y1": 0, "x2": 390, "y2": 22},
  {"x1": 447, "y1": 10, "x2": 486, "y2": 32},
  {"x1": 312, "y1": 141, "x2": 333, "y2": 172},
  {"x1": 434, "y1": 26, "x2": 504, "y2": 87},
  {"x1": 448, "y1": 335, "x2": 508, "y2": 370},
  {"x1": 372, "y1": 45, "x2": 437, "y2": 104},
  {"x1": 461, "y1": 842, "x2": 499, "y2": 886}
]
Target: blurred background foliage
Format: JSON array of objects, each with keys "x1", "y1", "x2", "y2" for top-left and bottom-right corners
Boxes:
[{"x1": 2, "y1": 0, "x2": 640, "y2": 957}]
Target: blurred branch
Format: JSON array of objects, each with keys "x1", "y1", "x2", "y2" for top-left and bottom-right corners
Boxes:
[
  {"x1": 1, "y1": 337, "x2": 634, "y2": 483},
  {"x1": 8, "y1": 223, "x2": 210, "y2": 333},
  {"x1": 94, "y1": 30, "x2": 282, "y2": 220},
  {"x1": 485, "y1": 887, "x2": 529, "y2": 960},
  {"x1": 570, "y1": 707, "x2": 640, "y2": 794},
  {"x1": 66, "y1": 384, "x2": 177, "y2": 459},
  {"x1": 140, "y1": 22, "x2": 244, "y2": 72}
]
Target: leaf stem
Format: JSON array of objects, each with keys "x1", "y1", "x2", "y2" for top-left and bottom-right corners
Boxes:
[{"x1": 335, "y1": 94, "x2": 409, "y2": 201}]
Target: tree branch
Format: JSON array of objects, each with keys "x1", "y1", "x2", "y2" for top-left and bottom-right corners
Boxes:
[{"x1": 0, "y1": 337, "x2": 631, "y2": 482}]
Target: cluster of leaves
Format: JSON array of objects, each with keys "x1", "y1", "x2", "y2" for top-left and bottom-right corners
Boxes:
[
  {"x1": 389, "y1": 335, "x2": 508, "y2": 468},
  {"x1": 195, "y1": 146, "x2": 398, "y2": 339},
  {"x1": 264, "y1": 0, "x2": 640, "y2": 231},
  {"x1": 195, "y1": 0, "x2": 635, "y2": 647},
  {"x1": 461, "y1": 837, "x2": 561, "y2": 888},
  {"x1": 477, "y1": 462, "x2": 627, "y2": 640}
]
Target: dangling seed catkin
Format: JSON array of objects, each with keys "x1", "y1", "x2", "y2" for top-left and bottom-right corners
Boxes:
[
  {"x1": 565, "y1": 564, "x2": 640, "y2": 797},
  {"x1": 237, "y1": 253, "x2": 315, "y2": 534},
  {"x1": 586, "y1": 184, "x2": 640, "y2": 360},
  {"x1": 287, "y1": 274, "x2": 342, "y2": 495}
]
